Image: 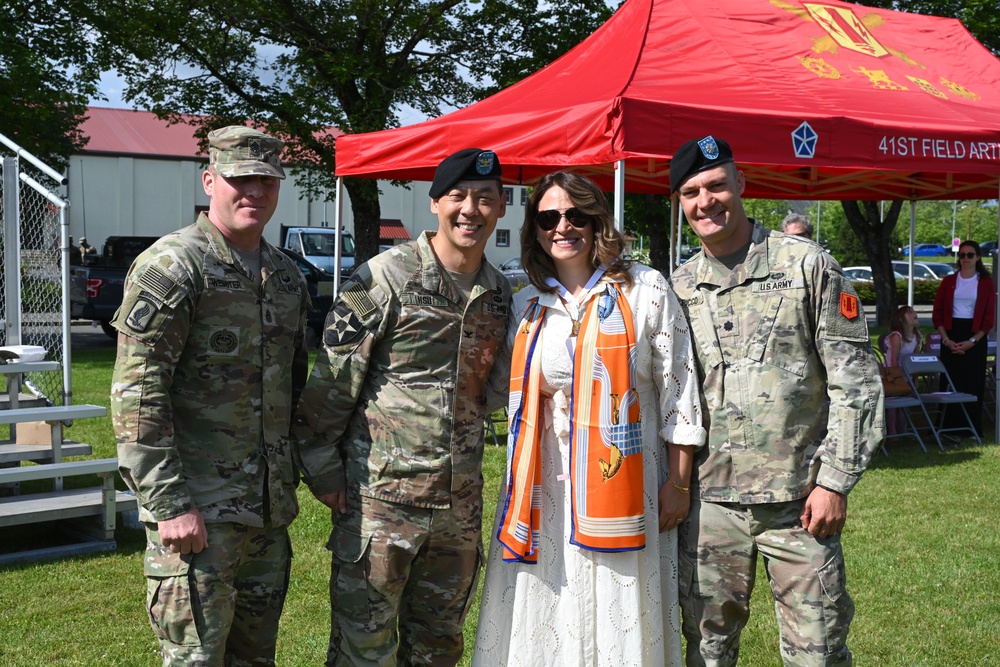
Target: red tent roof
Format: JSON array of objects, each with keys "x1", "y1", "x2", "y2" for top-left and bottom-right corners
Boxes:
[{"x1": 335, "y1": 0, "x2": 1000, "y2": 200}]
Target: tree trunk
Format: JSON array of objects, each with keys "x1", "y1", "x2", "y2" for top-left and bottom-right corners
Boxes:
[
  {"x1": 343, "y1": 177, "x2": 381, "y2": 266},
  {"x1": 840, "y1": 200, "x2": 904, "y2": 326},
  {"x1": 645, "y1": 194, "x2": 672, "y2": 277}
]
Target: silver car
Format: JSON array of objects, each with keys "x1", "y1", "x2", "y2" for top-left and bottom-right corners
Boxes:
[
  {"x1": 892, "y1": 260, "x2": 955, "y2": 280},
  {"x1": 499, "y1": 257, "x2": 529, "y2": 288}
]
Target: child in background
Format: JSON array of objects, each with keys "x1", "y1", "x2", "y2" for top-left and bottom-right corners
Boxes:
[{"x1": 883, "y1": 306, "x2": 922, "y2": 434}]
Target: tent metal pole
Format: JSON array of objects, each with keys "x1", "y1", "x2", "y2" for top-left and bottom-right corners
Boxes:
[
  {"x1": 676, "y1": 194, "x2": 684, "y2": 269},
  {"x1": 995, "y1": 179, "x2": 999, "y2": 444},
  {"x1": 668, "y1": 194, "x2": 676, "y2": 269},
  {"x1": 614, "y1": 160, "x2": 625, "y2": 233},
  {"x1": 334, "y1": 176, "x2": 344, "y2": 295},
  {"x1": 907, "y1": 201, "x2": 916, "y2": 306}
]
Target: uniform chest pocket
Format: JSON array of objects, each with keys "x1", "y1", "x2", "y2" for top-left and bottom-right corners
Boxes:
[
  {"x1": 748, "y1": 293, "x2": 809, "y2": 376},
  {"x1": 688, "y1": 302, "x2": 724, "y2": 371}
]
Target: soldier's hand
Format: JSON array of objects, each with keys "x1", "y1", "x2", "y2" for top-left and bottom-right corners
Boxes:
[
  {"x1": 657, "y1": 481, "x2": 690, "y2": 532},
  {"x1": 800, "y1": 486, "x2": 847, "y2": 538},
  {"x1": 315, "y1": 490, "x2": 347, "y2": 514},
  {"x1": 158, "y1": 508, "x2": 208, "y2": 554}
]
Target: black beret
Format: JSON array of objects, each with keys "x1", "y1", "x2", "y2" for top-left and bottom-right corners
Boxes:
[
  {"x1": 429, "y1": 148, "x2": 502, "y2": 198},
  {"x1": 669, "y1": 136, "x2": 734, "y2": 194}
]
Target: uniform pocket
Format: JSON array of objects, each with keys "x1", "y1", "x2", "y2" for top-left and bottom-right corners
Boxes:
[
  {"x1": 816, "y1": 546, "x2": 855, "y2": 654},
  {"x1": 144, "y1": 548, "x2": 202, "y2": 647},
  {"x1": 327, "y1": 520, "x2": 375, "y2": 625},
  {"x1": 458, "y1": 542, "x2": 486, "y2": 621}
]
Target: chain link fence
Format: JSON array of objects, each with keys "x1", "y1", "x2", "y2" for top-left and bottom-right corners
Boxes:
[{"x1": 1, "y1": 138, "x2": 70, "y2": 408}]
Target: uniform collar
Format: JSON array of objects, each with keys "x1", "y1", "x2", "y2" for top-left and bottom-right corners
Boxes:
[
  {"x1": 416, "y1": 230, "x2": 505, "y2": 303},
  {"x1": 692, "y1": 219, "x2": 772, "y2": 289}
]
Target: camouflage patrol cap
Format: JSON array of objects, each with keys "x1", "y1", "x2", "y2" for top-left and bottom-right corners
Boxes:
[
  {"x1": 669, "y1": 136, "x2": 734, "y2": 194},
  {"x1": 428, "y1": 148, "x2": 502, "y2": 198},
  {"x1": 208, "y1": 126, "x2": 286, "y2": 179}
]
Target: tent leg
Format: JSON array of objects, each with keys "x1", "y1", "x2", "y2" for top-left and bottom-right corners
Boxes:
[
  {"x1": 334, "y1": 176, "x2": 344, "y2": 295},
  {"x1": 614, "y1": 160, "x2": 625, "y2": 233},
  {"x1": 907, "y1": 201, "x2": 916, "y2": 307}
]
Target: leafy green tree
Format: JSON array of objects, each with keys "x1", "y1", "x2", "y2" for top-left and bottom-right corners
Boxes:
[
  {"x1": 861, "y1": 0, "x2": 999, "y2": 54},
  {"x1": 71, "y1": 0, "x2": 615, "y2": 262},
  {"x1": 0, "y1": 1, "x2": 103, "y2": 172},
  {"x1": 832, "y1": 1, "x2": 1000, "y2": 324}
]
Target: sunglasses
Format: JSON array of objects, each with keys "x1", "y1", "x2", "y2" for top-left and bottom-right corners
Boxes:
[
  {"x1": 958, "y1": 252, "x2": 978, "y2": 259},
  {"x1": 535, "y1": 207, "x2": 591, "y2": 231}
]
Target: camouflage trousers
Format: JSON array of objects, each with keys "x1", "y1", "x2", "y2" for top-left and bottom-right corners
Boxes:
[
  {"x1": 325, "y1": 494, "x2": 484, "y2": 667},
  {"x1": 678, "y1": 499, "x2": 854, "y2": 667},
  {"x1": 144, "y1": 521, "x2": 292, "y2": 667}
]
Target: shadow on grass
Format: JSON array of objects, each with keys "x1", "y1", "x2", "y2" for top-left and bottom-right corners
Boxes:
[
  {"x1": 0, "y1": 517, "x2": 146, "y2": 568},
  {"x1": 868, "y1": 441, "x2": 985, "y2": 471}
]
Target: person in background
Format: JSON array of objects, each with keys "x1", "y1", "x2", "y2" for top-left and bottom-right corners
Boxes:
[
  {"x1": 79, "y1": 236, "x2": 97, "y2": 257},
  {"x1": 472, "y1": 170, "x2": 705, "y2": 666},
  {"x1": 293, "y1": 148, "x2": 512, "y2": 666},
  {"x1": 112, "y1": 126, "x2": 309, "y2": 666},
  {"x1": 68, "y1": 236, "x2": 82, "y2": 265},
  {"x1": 932, "y1": 239, "x2": 995, "y2": 438},
  {"x1": 780, "y1": 212, "x2": 814, "y2": 239},
  {"x1": 668, "y1": 135, "x2": 884, "y2": 667},
  {"x1": 882, "y1": 305, "x2": 922, "y2": 435}
]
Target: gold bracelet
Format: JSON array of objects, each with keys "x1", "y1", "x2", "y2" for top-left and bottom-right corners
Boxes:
[{"x1": 669, "y1": 480, "x2": 690, "y2": 494}]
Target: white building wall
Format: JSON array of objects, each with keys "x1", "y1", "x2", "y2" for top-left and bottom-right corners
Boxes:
[{"x1": 64, "y1": 153, "x2": 525, "y2": 265}]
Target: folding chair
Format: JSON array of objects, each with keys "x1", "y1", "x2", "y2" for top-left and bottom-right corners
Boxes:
[
  {"x1": 484, "y1": 407, "x2": 508, "y2": 447},
  {"x1": 901, "y1": 354, "x2": 983, "y2": 447},
  {"x1": 874, "y1": 346, "x2": 931, "y2": 455}
]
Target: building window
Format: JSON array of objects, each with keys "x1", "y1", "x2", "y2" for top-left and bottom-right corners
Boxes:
[
  {"x1": 503, "y1": 187, "x2": 513, "y2": 205},
  {"x1": 522, "y1": 189, "x2": 532, "y2": 206},
  {"x1": 496, "y1": 229, "x2": 510, "y2": 247}
]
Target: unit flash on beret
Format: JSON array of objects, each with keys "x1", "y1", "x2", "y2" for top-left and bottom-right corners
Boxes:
[
  {"x1": 698, "y1": 136, "x2": 720, "y2": 161},
  {"x1": 476, "y1": 151, "x2": 497, "y2": 176}
]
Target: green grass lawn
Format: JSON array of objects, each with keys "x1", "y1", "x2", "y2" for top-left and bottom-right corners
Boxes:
[{"x1": 1, "y1": 348, "x2": 999, "y2": 665}]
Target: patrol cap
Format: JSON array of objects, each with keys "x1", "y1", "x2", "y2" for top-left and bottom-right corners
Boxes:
[
  {"x1": 208, "y1": 126, "x2": 286, "y2": 180},
  {"x1": 669, "y1": 136, "x2": 734, "y2": 194},
  {"x1": 429, "y1": 148, "x2": 502, "y2": 198}
]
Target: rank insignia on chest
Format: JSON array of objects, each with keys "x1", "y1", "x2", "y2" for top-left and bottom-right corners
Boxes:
[{"x1": 840, "y1": 292, "x2": 860, "y2": 320}]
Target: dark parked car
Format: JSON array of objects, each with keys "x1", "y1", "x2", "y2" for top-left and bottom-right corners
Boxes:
[
  {"x1": 277, "y1": 247, "x2": 336, "y2": 347},
  {"x1": 979, "y1": 240, "x2": 998, "y2": 257}
]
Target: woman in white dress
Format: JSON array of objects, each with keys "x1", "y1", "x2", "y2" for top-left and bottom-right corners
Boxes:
[{"x1": 472, "y1": 171, "x2": 706, "y2": 667}]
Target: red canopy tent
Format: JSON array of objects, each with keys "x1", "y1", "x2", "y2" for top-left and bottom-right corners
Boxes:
[{"x1": 335, "y1": 0, "x2": 1000, "y2": 201}]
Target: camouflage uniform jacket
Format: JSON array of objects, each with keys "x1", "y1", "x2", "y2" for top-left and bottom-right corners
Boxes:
[
  {"x1": 293, "y1": 231, "x2": 512, "y2": 510},
  {"x1": 111, "y1": 213, "x2": 309, "y2": 527},
  {"x1": 670, "y1": 222, "x2": 884, "y2": 504}
]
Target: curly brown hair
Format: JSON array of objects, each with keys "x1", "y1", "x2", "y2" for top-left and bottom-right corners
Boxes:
[{"x1": 520, "y1": 171, "x2": 632, "y2": 292}]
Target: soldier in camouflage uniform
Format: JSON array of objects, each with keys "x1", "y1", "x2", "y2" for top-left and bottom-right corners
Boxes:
[
  {"x1": 293, "y1": 148, "x2": 512, "y2": 667},
  {"x1": 111, "y1": 126, "x2": 309, "y2": 667},
  {"x1": 667, "y1": 136, "x2": 885, "y2": 667}
]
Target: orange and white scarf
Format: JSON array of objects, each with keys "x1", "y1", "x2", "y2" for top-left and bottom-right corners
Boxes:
[{"x1": 498, "y1": 280, "x2": 645, "y2": 563}]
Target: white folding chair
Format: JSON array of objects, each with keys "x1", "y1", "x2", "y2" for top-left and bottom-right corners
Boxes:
[{"x1": 901, "y1": 354, "x2": 983, "y2": 447}]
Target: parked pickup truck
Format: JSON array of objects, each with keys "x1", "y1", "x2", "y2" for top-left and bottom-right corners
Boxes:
[
  {"x1": 280, "y1": 225, "x2": 355, "y2": 277},
  {"x1": 71, "y1": 235, "x2": 336, "y2": 345}
]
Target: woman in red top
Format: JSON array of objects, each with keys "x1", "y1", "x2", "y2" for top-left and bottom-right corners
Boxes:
[{"x1": 931, "y1": 240, "x2": 996, "y2": 438}]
